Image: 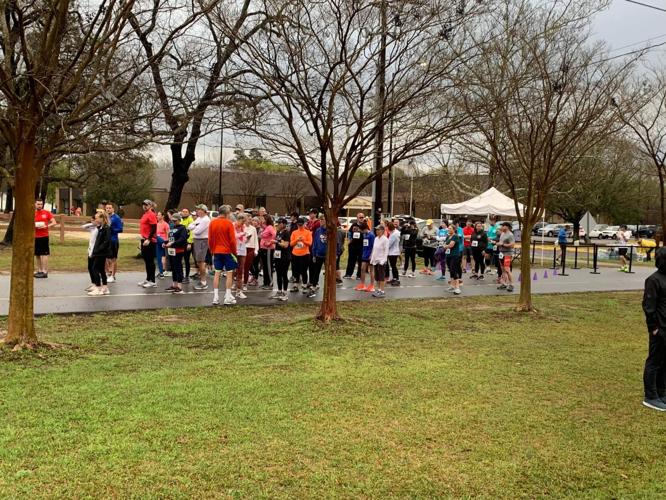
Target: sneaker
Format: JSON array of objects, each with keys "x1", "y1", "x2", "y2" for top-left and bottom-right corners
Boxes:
[
  {"x1": 212, "y1": 297, "x2": 220, "y2": 306},
  {"x1": 497, "y1": 284, "x2": 507, "y2": 290},
  {"x1": 278, "y1": 294, "x2": 288, "y2": 302},
  {"x1": 270, "y1": 292, "x2": 281, "y2": 299},
  {"x1": 262, "y1": 285, "x2": 273, "y2": 290},
  {"x1": 302, "y1": 286, "x2": 311, "y2": 294},
  {"x1": 436, "y1": 275, "x2": 447, "y2": 281},
  {"x1": 172, "y1": 288, "x2": 184, "y2": 295},
  {"x1": 290, "y1": 286, "x2": 300, "y2": 293},
  {"x1": 237, "y1": 291, "x2": 247, "y2": 299},
  {"x1": 142, "y1": 281, "x2": 157, "y2": 288},
  {"x1": 85, "y1": 284, "x2": 96, "y2": 292},
  {"x1": 157, "y1": 273, "x2": 165, "y2": 280},
  {"x1": 182, "y1": 277, "x2": 190, "y2": 284},
  {"x1": 248, "y1": 280, "x2": 258, "y2": 287},
  {"x1": 371, "y1": 290, "x2": 385, "y2": 298},
  {"x1": 307, "y1": 290, "x2": 317, "y2": 298},
  {"x1": 354, "y1": 284, "x2": 366, "y2": 291},
  {"x1": 390, "y1": 280, "x2": 401, "y2": 287},
  {"x1": 355, "y1": 276, "x2": 361, "y2": 280},
  {"x1": 336, "y1": 278, "x2": 343, "y2": 284},
  {"x1": 107, "y1": 276, "x2": 116, "y2": 283},
  {"x1": 101, "y1": 289, "x2": 110, "y2": 295},
  {"x1": 478, "y1": 275, "x2": 485, "y2": 281},
  {"x1": 408, "y1": 273, "x2": 415, "y2": 278},
  {"x1": 506, "y1": 285, "x2": 514, "y2": 292},
  {"x1": 87, "y1": 288, "x2": 102, "y2": 296},
  {"x1": 194, "y1": 282, "x2": 209, "y2": 290},
  {"x1": 400, "y1": 271, "x2": 407, "y2": 277},
  {"x1": 343, "y1": 275, "x2": 353, "y2": 279},
  {"x1": 453, "y1": 288, "x2": 461, "y2": 295},
  {"x1": 191, "y1": 273, "x2": 200, "y2": 280},
  {"x1": 447, "y1": 286, "x2": 455, "y2": 292},
  {"x1": 163, "y1": 271, "x2": 172, "y2": 277},
  {"x1": 643, "y1": 398, "x2": 666, "y2": 411},
  {"x1": 289, "y1": 276, "x2": 296, "y2": 283},
  {"x1": 137, "y1": 280, "x2": 148, "y2": 287},
  {"x1": 365, "y1": 285, "x2": 375, "y2": 292},
  {"x1": 165, "y1": 285, "x2": 178, "y2": 292},
  {"x1": 242, "y1": 285, "x2": 248, "y2": 292},
  {"x1": 223, "y1": 296, "x2": 237, "y2": 306}
]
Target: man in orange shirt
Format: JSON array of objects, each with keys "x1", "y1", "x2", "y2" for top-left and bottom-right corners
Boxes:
[
  {"x1": 289, "y1": 217, "x2": 313, "y2": 293},
  {"x1": 208, "y1": 205, "x2": 238, "y2": 305}
]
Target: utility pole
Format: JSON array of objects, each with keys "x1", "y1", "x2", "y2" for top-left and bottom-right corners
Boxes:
[
  {"x1": 372, "y1": 0, "x2": 387, "y2": 227},
  {"x1": 387, "y1": 117, "x2": 394, "y2": 216},
  {"x1": 217, "y1": 110, "x2": 224, "y2": 209}
]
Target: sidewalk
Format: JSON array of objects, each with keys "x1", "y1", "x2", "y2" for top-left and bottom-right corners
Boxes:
[{"x1": 0, "y1": 266, "x2": 651, "y2": 316}]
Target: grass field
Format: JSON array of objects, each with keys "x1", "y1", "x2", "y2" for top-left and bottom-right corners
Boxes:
[{"x1": 0, "y1": 292, "x2": 663, "y2": 498}]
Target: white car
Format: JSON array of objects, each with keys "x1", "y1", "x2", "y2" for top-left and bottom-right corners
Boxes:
[
  {"x1": 599, "y1": 225, "x2": 620, "y2": 239},
  {"x1": 588, "y1": 224, "x2": 608, "y2": 239},
  {"x1": 536, "y1": 223, "x2": 572, "y2": 238}
]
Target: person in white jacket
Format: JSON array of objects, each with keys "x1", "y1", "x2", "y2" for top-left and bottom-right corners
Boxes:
[
  {"x1": 189, "y1": 204, "x2": 211, "y2": 290},
  {"x1": 370, "y1": 225, "x2": 389, "y2": 298},
  {"x1": 387, "y1": 221, "x2": 402, "y2": 286}
]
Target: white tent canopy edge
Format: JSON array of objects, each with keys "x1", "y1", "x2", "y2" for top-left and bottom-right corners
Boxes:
[{"x1": 440, "y1": 187, "x2": 524, "y2": 217}]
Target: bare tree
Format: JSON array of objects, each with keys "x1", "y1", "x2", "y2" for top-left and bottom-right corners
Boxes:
[
  {"x1": 236, "y1": 171, "x2": 263, "y2": 208},
  {"x1": 616, "y1": 67, "x2": 666, "y2": 243},
  {"x1": 128, "y1": 0, "x2": 271, "y2": 209},
  {"x1": 457, "y1": 0, "x2": 634, "y2": 311},
  {"x1": 235, "y1": 0, "x2": 485, "y2": 321},
  {"x1": 188, "y1": 167, "x2": 218, "y2": 208},
  {"x1": 0, "y1": 0, "x2": 152, "y2": 347},
  {"x1": 279, "y1": 175, "x2": 308, "y2": 214}
]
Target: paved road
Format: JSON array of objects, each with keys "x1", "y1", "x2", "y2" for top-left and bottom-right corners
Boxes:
[{"x1": 0, "y1": 266, "x2": 652, "y2": 316}]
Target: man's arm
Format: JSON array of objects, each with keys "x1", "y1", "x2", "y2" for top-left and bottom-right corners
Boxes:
[{"x1": 643, "y1": 277, "x2": 661, "y2": 333}]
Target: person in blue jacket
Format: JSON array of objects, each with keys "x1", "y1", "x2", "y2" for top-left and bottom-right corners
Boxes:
[
  {"x1": 355, "y1": 222, "x2": 376, "y2": 291},
  {"x1": 105, "y1": 202, "x2": 124, "y2": 282},
  {"x1": 307, "y1": 225, "x2": 328, "y2": 297}
]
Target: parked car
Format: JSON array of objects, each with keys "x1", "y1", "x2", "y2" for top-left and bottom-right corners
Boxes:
[
  {"x1": 536, "y1": 223, "x2": 572, "y2": 238},
  {"x1": 531, "y1": 221, "x2": 552, "y2": 235},
  {"x1": 599, "y1": 225, "x2": 620, "y2": 239},
  {"x1": 635, "y1": 225, "x2": 658, "y2": 239},
  {"x1": 588, "y1": 224, "x2": 608, "y2": 239},
  {"x1": 497, "y1": 220, "x2": 521, "y2": 232}
]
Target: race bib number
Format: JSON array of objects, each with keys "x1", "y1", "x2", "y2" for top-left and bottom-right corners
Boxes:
[
  {"x1": 363, "y1": 239, "x2": 369, "y2": 247},
  {"x1": 167, "y1": 248, "x2": 176, "y2": 256},
  {"x1": 471, "y1": 241, "x2": 478, "y2": 247},
  {"x1": 296, "y1": 242, "x2": 304, "y2": 249},
  {"x1": 312, "y1": 257, "x2": 316, "y2": 263},
  {"x1": 445, "y1": 248, "x2": 451, "y2": 255},
  {"x1": 498, "y1": 253, "x2": 504, "y2": 259},
  {"x1": 353, "y1": 232, "x2": 361, "y2": 239},
  {"x1": 274, "y1": 250, "x2": 281, "y2": 259},
  {"x1": 404, "y1": 234, "x2": 410, "y2": 240}
]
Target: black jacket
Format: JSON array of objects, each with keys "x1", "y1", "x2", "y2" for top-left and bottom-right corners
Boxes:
[
  {"x1": 91, "y1": 225, "x2": 111, "y2": 258},
  {"x1": 643, "y1": 264, "x2": 666, "y2": 333},
  {"x1": 470, "y1": 230, "x2": 488, "y2": 250},
  {"x1": 402, "y1": 227, "x2": 418, "y2": 249}
]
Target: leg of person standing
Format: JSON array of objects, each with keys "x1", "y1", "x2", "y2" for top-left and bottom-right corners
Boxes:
[
  {"x1": 345, "y1": 246, "x2": 358, "y2": 278},
  {"x1": 87, "y1": 257, "x2": 96, "y2": 287},
  {"x1": 643, "y1": 330, "x2": 666, "y2": 409},
  {"x1": 156, "y1": 236, "x2": 166, "y2": 278},
  {"x1": 183, "y1": 245, "x2": 192, "y2": 282},
  {"x1": 94, "y1": 256, "x2": 108, "y2": 294},
  {"x1": 307, "y1": 256, "x2": 325, "y2": 297},
  {"x1": 141, "y1": 239, "x2": 156, "y2": 285},
  {"x1": 389, "y1": 255, "x2": 400, "y2": 285},
  {"x1": 243, "y1": 247, "x2": 255, "y2": 288},
  {"x1": 260, "y1": 249, "x2": 273, "y2": 288}
]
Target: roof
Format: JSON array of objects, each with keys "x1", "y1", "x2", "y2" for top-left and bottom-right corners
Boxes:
[{"x1": 440, "y1": 187, "x2": 524, "y2": 217}]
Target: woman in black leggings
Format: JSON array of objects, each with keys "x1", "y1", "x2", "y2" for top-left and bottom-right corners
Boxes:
[
  {"x1": 402, "y1": 221, "x2": 418, "y2": 276},
  {"x1": 470, "y1": 222, "x2": 488, "y2": 279}
]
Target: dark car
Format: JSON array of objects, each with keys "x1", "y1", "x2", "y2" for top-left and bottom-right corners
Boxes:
[{"x1": 635, "y1": 225, "x2": 659, "y2": 239}]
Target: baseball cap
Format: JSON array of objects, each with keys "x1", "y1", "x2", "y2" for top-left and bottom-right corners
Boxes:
[
  {"x1": 426, "y1": 219, "x2": 433, "y2": 225},
  {"x1": 376, "y1": 225, "x2": 385, "y2": 232},
  {"x1": 171, "y1": 212, "x2": 183, "y2": 221},
  {"x1": 142, "y1": 199, "x2": 153, "y2": 206},
  {"x1": 297, "y1": 217, "x2": 306, "y2": 225},
  {"x1": 195, "y1": 204, "x2": 208, "y2": 212},
  {"x1": 277, "y1": 217, "x2": 288, "y2": 225}
]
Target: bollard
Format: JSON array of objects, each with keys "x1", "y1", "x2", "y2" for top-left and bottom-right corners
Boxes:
[
  {"x1": 551, "y1": 246, "x2": 557, "y2": 270},
  {"x1": 590, "y1": 244, "x2": 600, "y2": 274},
  {"x1": 560, "y1": 244, "x2": 569, "y2": 276},
  {"x1": 627, "y1": 246, "x2": 635, "y2": 274},
  {"x1": 573, "y1": 245, "x2": 580, "y2": 270}
]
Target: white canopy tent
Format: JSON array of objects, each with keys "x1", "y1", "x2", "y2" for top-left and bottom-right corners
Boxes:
[{"x1": 440, "y1": 187, "x2": 524, "y2": 217}]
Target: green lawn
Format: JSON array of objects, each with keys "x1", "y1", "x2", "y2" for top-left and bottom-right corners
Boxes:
[{"x1": 0, "y1": 293, "x2": 663, "y2": 498}]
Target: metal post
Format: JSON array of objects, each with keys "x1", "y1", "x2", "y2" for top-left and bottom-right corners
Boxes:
[
  {"x1": 590, "y1": 244, "x2": 600, "y2": 274},
  {"x1": 218, "y1": 112, "x2": 224, "y2": 209},
  {"x1": 387, "y1": 117, "x2": 394, "y2": 216},
  {"x1": 551, "y1": 246, "x2": 557, "y2": 270},
  {"x1": 573, "y1": 245, "x2": 580, "y2": 270},
  {"x1": 531, "y1": 240, "x2": 536, "y2": 264},
  {"x1": 372, "y1": 0, "x2": 387, "y2": 228},
  {"x1": 627, "y1": 245, "x2": 635, "y2": 274},
  {"x1": 560, "y1": 245, "x2": 569, "y2": 276}
]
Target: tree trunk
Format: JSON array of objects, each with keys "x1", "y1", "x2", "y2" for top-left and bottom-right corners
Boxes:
[
  {"x1": 2, "y1": 212, "x2": 14, "y2": 245},
  {"x1": 165, "y1": 145, "x2": 194, "y2": 210},
  {"x1": 517, "y1": 220, "x2": 535, "y2": 312},
  {"x1": 316, "y1": 210, "x2": 340, "y2": 322},
  {"x1": 4, "y1": 141, "x2": 40, "y2": 346}
]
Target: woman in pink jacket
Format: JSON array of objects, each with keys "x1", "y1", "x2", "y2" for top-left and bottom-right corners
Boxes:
[{"x1": 259, "y1": 214, "x2": 276, "y2": 290}]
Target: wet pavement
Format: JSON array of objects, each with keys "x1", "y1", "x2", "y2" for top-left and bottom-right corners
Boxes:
[{"x1": 0, "y1": 265, "x2": 651, "y2": 316}]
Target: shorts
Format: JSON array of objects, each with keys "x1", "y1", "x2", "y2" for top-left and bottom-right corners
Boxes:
[
  {"x1": 193, "y1": 239, "x2": 208, "y2": 262},
  {"x1": 213, "y1": 253, "x2": 238, "y2": 272},
  {"x1": 34, "y1": 236, "x2": 50, "y2": 256},
  {"x1": 109, "y1": 240, "x2": 119, "y2": 259},
  {"x1": 503, "y1": 255, "x2": 512, "y2": 268},
  {"x1": 447, "y1": 255, "x2": 462, "y2": 280},
  {"x1": 618, "y1": 247, "x2": 628, "y2": 257},
  {"x1": 374, "y1": 264, "x2": 385, "y2": 282}
]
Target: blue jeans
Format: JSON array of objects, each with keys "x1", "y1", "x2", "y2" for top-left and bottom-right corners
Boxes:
[{"x1": 156, "y1": 236, "x2": 166, "y2": 274}]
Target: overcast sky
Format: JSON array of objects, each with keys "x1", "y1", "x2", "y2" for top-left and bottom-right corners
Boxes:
[{"x1": 593, "y1": 0, "x2": 666, "y2": 54}]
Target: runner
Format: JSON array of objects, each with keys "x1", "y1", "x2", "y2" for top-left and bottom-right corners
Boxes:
[
  {"x1": 641, "y1": 247, "x2": 666, "y2": 411},
  {"x1": 401, "y1": 219, "x2": 418, "y2": 278},
  {"x1": 617, "y1": 224, "x2": 633, "y2": 272},
  {"x1": 104, "y1": 202, "x2": 123, "y2": 282},
  {"x1": 259, "y1": 214, "x2": 276, "y2": 290},
  {"x1": 435, "y1": 221, "x2": 448, "y2": 281},
  {"x1": 156, "y1": 212, "x2": 170, "y2": 279},
  {"x1": 272, "y1": 217, "x2": 291, "y2": 301},
  {"x1": 248, "y1": 217, "x2": 262, "y2": 286},
  {"x1": 34, "y1": 199, "x2": 56, "y2": 278},
  {"x1": 420, "y1": 219, "x2": 437, "y2": 275},
  {"x1": 233, "y1": 214, "x2": 248, "y2": 299},
  {"x1": 138, "y1": 199, "x2": 158, "y2": 288},
  {"x1": 82, "y1": 214, "x2": 100, "y2": 293},
  {"x1": 470, "y1": 222, "x2": 488, "y2": 279},
  {"x1": 462, "y1": 219, "x2": 474, "y2": 274},
  {"x1": 290, "y1": 217, "x2": 312, "y2": 293},
  {"x1": 244, "y1": 216, "x2": 258, "y2": 289},
  {"x1": 557, "y1": 224, "x2": 569, "y2": 263},
  {"x1": 180, "y1": 208, "x2": 194, "y2": 283},
  {"x1": 497, "y1": 222, "x2": 515, "y2": 292},
  {"x1": 370, "y1": 225, "x2": 389, "y2": 298},
  {"x1": 190, "y1": 204, "x2": 211, "y2": 290},
  {"x1": 486, "y1": 216, "x2": 501, "y2": 281},
  {"x1": 387, "y1": 221, "x2": 401, "y2": 286},
  {"x1": 354, "y1": 222, "x2": 375, "y2": 292},
  {"x1": 208, "y1": 205, "x2": 238, "y2": 305},
  {"x1": 163, "y1": 212, "x2": 189, "y2": 294},
  {"x1": 444, "y1": 222, "x2": 463, "y2": 295},
  {"x1": 307, "y1": 223, "x2": 328, "y2": 298},
  {"x1": 343, "y1": 221, "x2": 363, "y2": 279}
]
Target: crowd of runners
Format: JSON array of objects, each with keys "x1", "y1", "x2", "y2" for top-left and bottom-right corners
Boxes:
[{"x1": 32, "y1": 198, "x2": 521, "y2": 304}]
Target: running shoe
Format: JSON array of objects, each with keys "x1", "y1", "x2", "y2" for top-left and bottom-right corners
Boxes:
[
  {"x1": 242, "y1": 285, "x2": 248, "y2": 292},
  {"x1": 436, "y1": 275, "x2": 447, "y2": 281},
  {"x1": 354, "y1": 284, "x2": 366, "y2": 291},
  {"x1": 408, "y1": 273, "x2": 415, "y2": 278},
  {"x1": 307, "y1": 290, "x2": 317, "y2": 298},
  {"x1": 278, "y1": 293, "x2": 288, "y2": 301},
  {"x1": 237, "y1": 291, "x2": 247, "y2": 299},
  {"x1": 270, "y1": 292, "x2": 281, "y2": 299},
  {"x1": 87, "y1": 289, "x2": 102, "y2": 296},
  {"x1": 163, "y1": 271, "x2": 172, "y2": 277},
  {"x1": 212, "y1": 297, "x2": 220, "y2": 306},
  {"x1": 101, "y1": 289, "x2": 110, "y2": 295},
  {"x1": 223, "y1": 296, "x2": 237, "y2": 306},
  {"x1": 453, "y1": 288, "x2": 461, "y2": 295},
  {"x1": 172, "y1": 288, "x2": 184, "y2": 295},
  {"x1": 142, "y1": 281, "x2": 157, "y2": 288},
  {"x1": 371, "y1": 290, "x2": 385, "y2": 298},
  {"x1": 643, "y1": 399, "x2": 666, "y2": 411},
  {"x1": 107, "y1": 276, "x2": 116, "y2": 283},
  {"x1": 290, "y1": 286, "x2": 300, "y2": 293},
  {"x1": 506, "y1": 285, "x2": 514, "y2": 292},
  {"x1": 85, "y1": 284, "x2": 96, "y2": 292},
  {"x1": 365, "y1": 285, "x2": 375, "y2": 292},
  {"x1": 137, "y1": 280, "x2": 148, "y2": 287},
  {"x1": 497, "y1": 284, "x2": 507, "y2": 290},
  {"x1": 261, "y1": 285, "x2": 273, "y2": 290},
  {"x1": 182, "y1": 277, "x2": 190, "y2": 284},
  {"x1": 194, "y1": 282, "x2": 209, "y2": 290},
  {"x1": 343, "y1": 275, "x2": 353, "y2": 279}
]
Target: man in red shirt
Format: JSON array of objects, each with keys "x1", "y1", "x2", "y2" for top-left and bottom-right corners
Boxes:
[
  {"x1": 305, "y1": 209, "x2": 321, "y2": 232},
  {"x1": 208, "y1": 204, "x2": 238, "y2": 305},
  {"x1": 462, "y1": 219, "x2": 475, "y2": 274},
  {"x1": 138, "y1": 199, "x2": 158, "y2": 288},
  {"x1": 34, "y1": 199, "x2": 56, "y2": 278}
]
